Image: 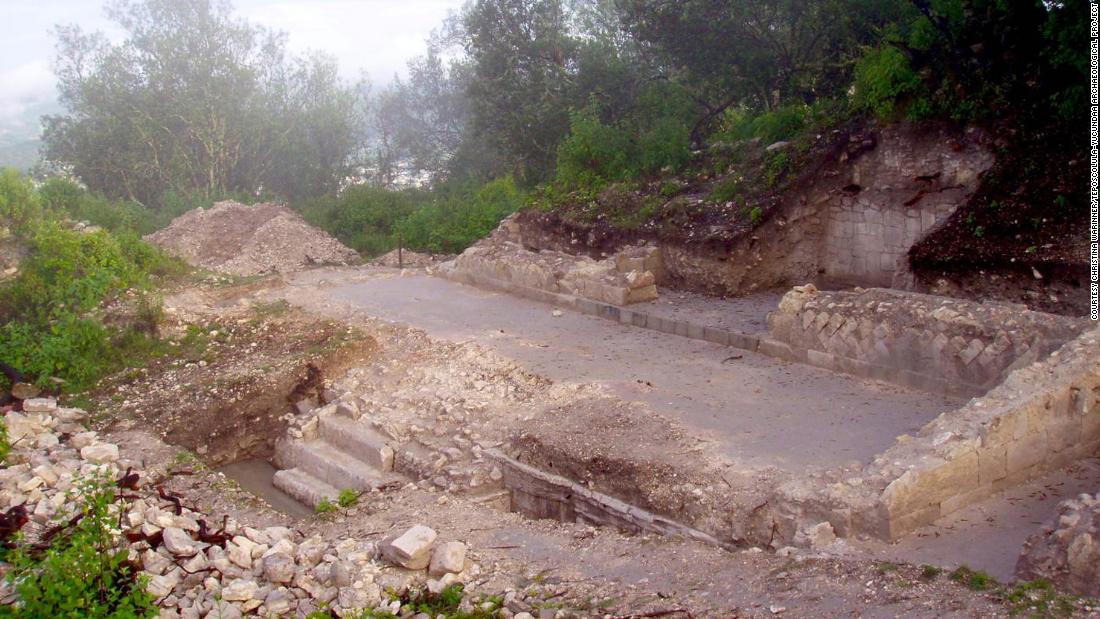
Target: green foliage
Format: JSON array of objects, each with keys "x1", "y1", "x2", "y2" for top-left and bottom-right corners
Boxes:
[
  {"x1": 0, "y1": 168, "x2": 43, "y2": 235},
  {"x1": 719, "y1": 105, "x2": 807, "y2": 145},
  {"x1": 0, "y1": 172, "x2": 184, "y2": 391},
  {"x1": 299, "y1": 185, "x2": 417, "y2": 256},
  {"x1": 708, "y1": 174, "x2": 744, "y2": 204},
  {"x1": 950, "y1": 566, "x2": 995, "y2": 591},
  {"x1": 556, "y1": 106, "x2": 634, "y2": 188},
  {"x1": 920, "y1": 564, "x2": 943, "y2": 581},
  {"x1": 853, "y1": 46, "x2": 920, "y2": 119},
  {"x1": 394, "y1": 177, "x2": 523, "y2": 255},
  {"x1": 1003, "y1": 579, "x2": 1078, "y2": 618},
  {"x1": 337, "y1": 488, "x2": 359, "y2": 508},
  {"x1": 763, "y1": 152, "x2": 790, "y2": 188},
  {"x1": 299, "y1": 177, "x2": 522, "y2": 257},
  {"x1": 0, "y1": 475, "x2": 157, "y2": 618},
  {"x1": 747, "y1": 206, "x2": 763, "y2": 225},
  {"x1": 0, "y1": 420, "x2": 9, "y2": 465},
  {"x1": 315, "y1": 497, "x2": 337, "y2": 514}
]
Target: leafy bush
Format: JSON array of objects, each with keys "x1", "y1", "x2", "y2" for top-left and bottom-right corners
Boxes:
[
  {"x1": 718, "y1": 105, "x2": 808, "y2": 145},
  {"x1": 0, "y1": 173, "x2": 186, "y2": 391},
  {"x1": 0, "y1": 168, "x2": 43, "y2": 235},
  {"x1": 555, "y1": 106, "x2": 634, "y2": 187},
  {"x1": 853, "y1": 45, "x2": 921, "y2": 119},
  {"x1": 0, "y1": 475, "x2": 157, "y2": 618},
  {"x1": 396, "y1": 177, "x2": 523, "y2": 254},
  {"x1": 299, "y1": 186, "x2": 417, "y2": 255},
  {"x1": 0, "y1": 420, "x2": 9, "y2": 465}
]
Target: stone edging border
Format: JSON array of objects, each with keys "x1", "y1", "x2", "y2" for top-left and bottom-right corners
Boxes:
[{"x1": 437, "y1": 269, "x2": 963, "y2": 395}]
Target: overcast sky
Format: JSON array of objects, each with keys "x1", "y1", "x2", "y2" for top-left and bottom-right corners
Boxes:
[{"x1": 0, "y1": 0, "x2": 465, "y2": 137}]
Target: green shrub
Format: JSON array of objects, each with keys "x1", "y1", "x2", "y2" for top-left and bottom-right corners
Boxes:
[
  {"x1": 556, "y1": 106, "x2": 634, "y2": 187},
  {"x1": 0, "y1": 420, "x2": 9, "y2": 465},
  {"x1": 636, "y1": 116, "x2": 692, "y2": 175},
  {"x1": 854, "y1": 45, "x2": 921, "y2": 119},
  {"x1": 337, "y1": 488, "x2": 359, "y2": 508},
  {"x1": 719, "y1": 105, "x2": 807, "y2": 145},
  {"x1": 0, "y1": 168, "x2": 43, "y2": 235},
  {"x1": 395, "y1": 177, "x2": 523, "y2": 255},
  {"x1": 0, "y1": 176, "x2": 185, "y2": 390},
  {"x1": 0, "y1": 475, "x2": 157, "y2": 618},
  {"x1": 315, "y1": 497, "x2": 337, "y2": 514}
]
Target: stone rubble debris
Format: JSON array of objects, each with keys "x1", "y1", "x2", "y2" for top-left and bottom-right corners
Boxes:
[
  {"x1": 145, "y1": 201, "x2": 359, "y2": 276},
  {"x1": 0, "y1": 398, "x2": 489, "y2": 618}
]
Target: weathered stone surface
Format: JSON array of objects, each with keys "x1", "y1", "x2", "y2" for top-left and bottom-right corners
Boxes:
[
  {"x1": 767, "y1": 286, "x2": 1087, "y2": 396},
  {"x1": 381, "y1": 525, "x2": 437, "y2": 570},
  {"x1": 80, "y1": 443, "x2": 120, "y2": 463},
  {"x1": 261, "y1": 552, "x2": 295, "y2": 584},
  {"x1": 428, "y1": 541, "x2": 466, "y2": 577},
  {"x1": 1017, "y1": 492, "x2": 1100, "y2": 596},
  {"x1": 163, "y1": 527, "x2": 200, "y2": 556}
]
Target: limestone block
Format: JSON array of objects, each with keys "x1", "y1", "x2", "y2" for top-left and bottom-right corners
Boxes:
[{"x1": 381, "y1": 525, "x2": 437, "y2": 570}]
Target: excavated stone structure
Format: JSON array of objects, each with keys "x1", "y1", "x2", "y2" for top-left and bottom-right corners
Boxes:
[
  {"x1": 443, "y1": 215, "x2": 662, "y2": 306},
  {"x1": 1017, "y1": 491, "x2": 1100, "y2": 596},
  {"x1": 771, "y1": 324, "x2": 1100, "y2": 542},
  {"x1": 765, "y1": 286, "x2": 1089, "y2": 396}
]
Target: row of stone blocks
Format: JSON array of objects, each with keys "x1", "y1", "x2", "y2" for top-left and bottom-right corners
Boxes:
[
  {"x1": 439, "y1": 269, "x2": 765, "y2": 353},
  {"x1": 486, "y1": 449, "x2": 727, "y2": 547}
]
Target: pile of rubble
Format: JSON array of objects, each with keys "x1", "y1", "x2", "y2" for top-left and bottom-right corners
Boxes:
[
  {"x1": 1017, "y1": 491, "x2": 1100, "y2": 596},
  {"x1": 0, "y1": 398, "x2": 484, "y2": 618},
  {"x1": 146, "y1": 201, "x2": 359, "y2": 276},
  {"x1": 442, "y1": 215, "x2": 662, "y2": 306}
]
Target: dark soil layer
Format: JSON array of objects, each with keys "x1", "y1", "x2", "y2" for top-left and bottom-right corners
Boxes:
[
  {"x1": 909, "y1": 124, "x2": 1090, "y2": 316},
  {"x1": 522, "y1": 120, "x2": 874, "y2": 258},
  {"x1": 91, "y1": 299, "x2": 377, "y2": 465}
]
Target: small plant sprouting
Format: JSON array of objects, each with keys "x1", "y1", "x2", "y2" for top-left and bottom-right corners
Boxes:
[
  {"x1": 337, "y1": 488, "x2": 359, "y2": 508},
  {"x1": 314, "y1": 497, "x2": 337, "y2": 515},
  {"x1": 950, "y1": 565, "x2": 995, "y2": 591}
]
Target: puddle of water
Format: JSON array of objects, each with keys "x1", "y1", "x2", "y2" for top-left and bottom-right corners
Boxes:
[{"x1": 218, "y1": 458, "x2": 314, "y2": 519}]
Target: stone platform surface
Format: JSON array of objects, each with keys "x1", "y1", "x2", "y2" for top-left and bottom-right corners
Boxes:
[{"x1": 317, "y1": 270, "x2": 960, "y2": 471}]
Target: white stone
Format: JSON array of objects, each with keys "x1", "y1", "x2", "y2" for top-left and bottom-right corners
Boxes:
[
  {"x1": 163, "y1": 527, "x2": 200, "y2": 556},
  {"x1": 80, "y1": 443, "x2": 119, "y2": 463},
  {"x1": 220, "y1": 579, "x2": 258, "y2": 602},
  {"x1": 428, "y1": 541, "x2": 466, "y2": 577},
  {"x1": 381, "y1": 525, "x2": 437, "y2": 570}
]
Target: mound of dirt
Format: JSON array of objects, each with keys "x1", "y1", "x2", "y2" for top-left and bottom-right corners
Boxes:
[{"x1": 146, "y1": 201, "x2": 359, "y2": 276}]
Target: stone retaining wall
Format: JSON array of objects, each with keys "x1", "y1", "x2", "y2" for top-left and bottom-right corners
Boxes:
[
  {"x1": 766, "y1": 285, "x2": 1089, "y2": 396},
  {"x1": 772, "y1": 325, "x2": 1100, "y2": 542}
]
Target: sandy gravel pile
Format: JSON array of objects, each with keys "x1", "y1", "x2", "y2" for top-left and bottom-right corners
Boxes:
[{"x1": 146, "y1": 201, "x2": 359, "y2": 276}]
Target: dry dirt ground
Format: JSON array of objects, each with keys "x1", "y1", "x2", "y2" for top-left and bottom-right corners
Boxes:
[{"x1": 83, "y1": 267, "x2": 1100, "y2": 618}]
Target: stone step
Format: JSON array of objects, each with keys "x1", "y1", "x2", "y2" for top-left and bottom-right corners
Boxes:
[
  {"x1": 317, "y1": 414, "x2": 394, "y2": 472},
  {"x1": 272, "y1": 467, "x2": 339, "y2": 510},
  {"x1": 274, "y1": 439, "x2": 397, "y2": 492}
]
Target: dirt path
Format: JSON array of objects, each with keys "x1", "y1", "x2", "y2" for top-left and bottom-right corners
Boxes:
[{"x1": 274, "y1": 267, "x2": 961, "y2": 472}]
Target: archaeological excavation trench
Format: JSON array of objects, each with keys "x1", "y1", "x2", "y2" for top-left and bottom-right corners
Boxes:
[
  {"x1": 198, "y1": 253, "x2": 1090, "y2": 584},
  {"x1": 196, "y1": 125, "x2": 1096, "y2": 587}
]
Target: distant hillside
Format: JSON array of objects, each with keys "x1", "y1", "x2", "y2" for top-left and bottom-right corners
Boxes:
[{"x1": 0, "y1": 138, "x2": 41, "y2": 171}]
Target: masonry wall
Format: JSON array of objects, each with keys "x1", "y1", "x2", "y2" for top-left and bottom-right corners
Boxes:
[
  {"x1": 819, "y1": 127, "x2": 992, "y2": 286},
  {"x1": 766, "y1": 286, "x2": 1089, "y2": 396},
  {"x1": 772, "y1": 325, "x2": 1100, "y2": 543}
]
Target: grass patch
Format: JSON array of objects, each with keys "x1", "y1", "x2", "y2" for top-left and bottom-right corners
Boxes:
[
  {"x1": 950, "y1": 565, "x2": 996, "y2": 591},
  {"x1": 314, "y1": 497, "x2": 337, "y2": 515},
  {"x1": 337, "y1": 488, "x2": 359, "y2": 508}
]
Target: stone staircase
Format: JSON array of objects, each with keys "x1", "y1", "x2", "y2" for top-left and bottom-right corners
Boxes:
[{"x1": 272, "y1": 407, "x2": 402, "y2": 509}]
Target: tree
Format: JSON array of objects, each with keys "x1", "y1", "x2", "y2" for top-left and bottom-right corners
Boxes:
[
  {"x1": 458, "y1": 0, "x2": 578, "y2": 183},
  {"x1": 42, "y1": 0, "x2": 362, "y2": 207},
  {"x1": 616, "y1": 0, "x2": 902, "y2": 138}
]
